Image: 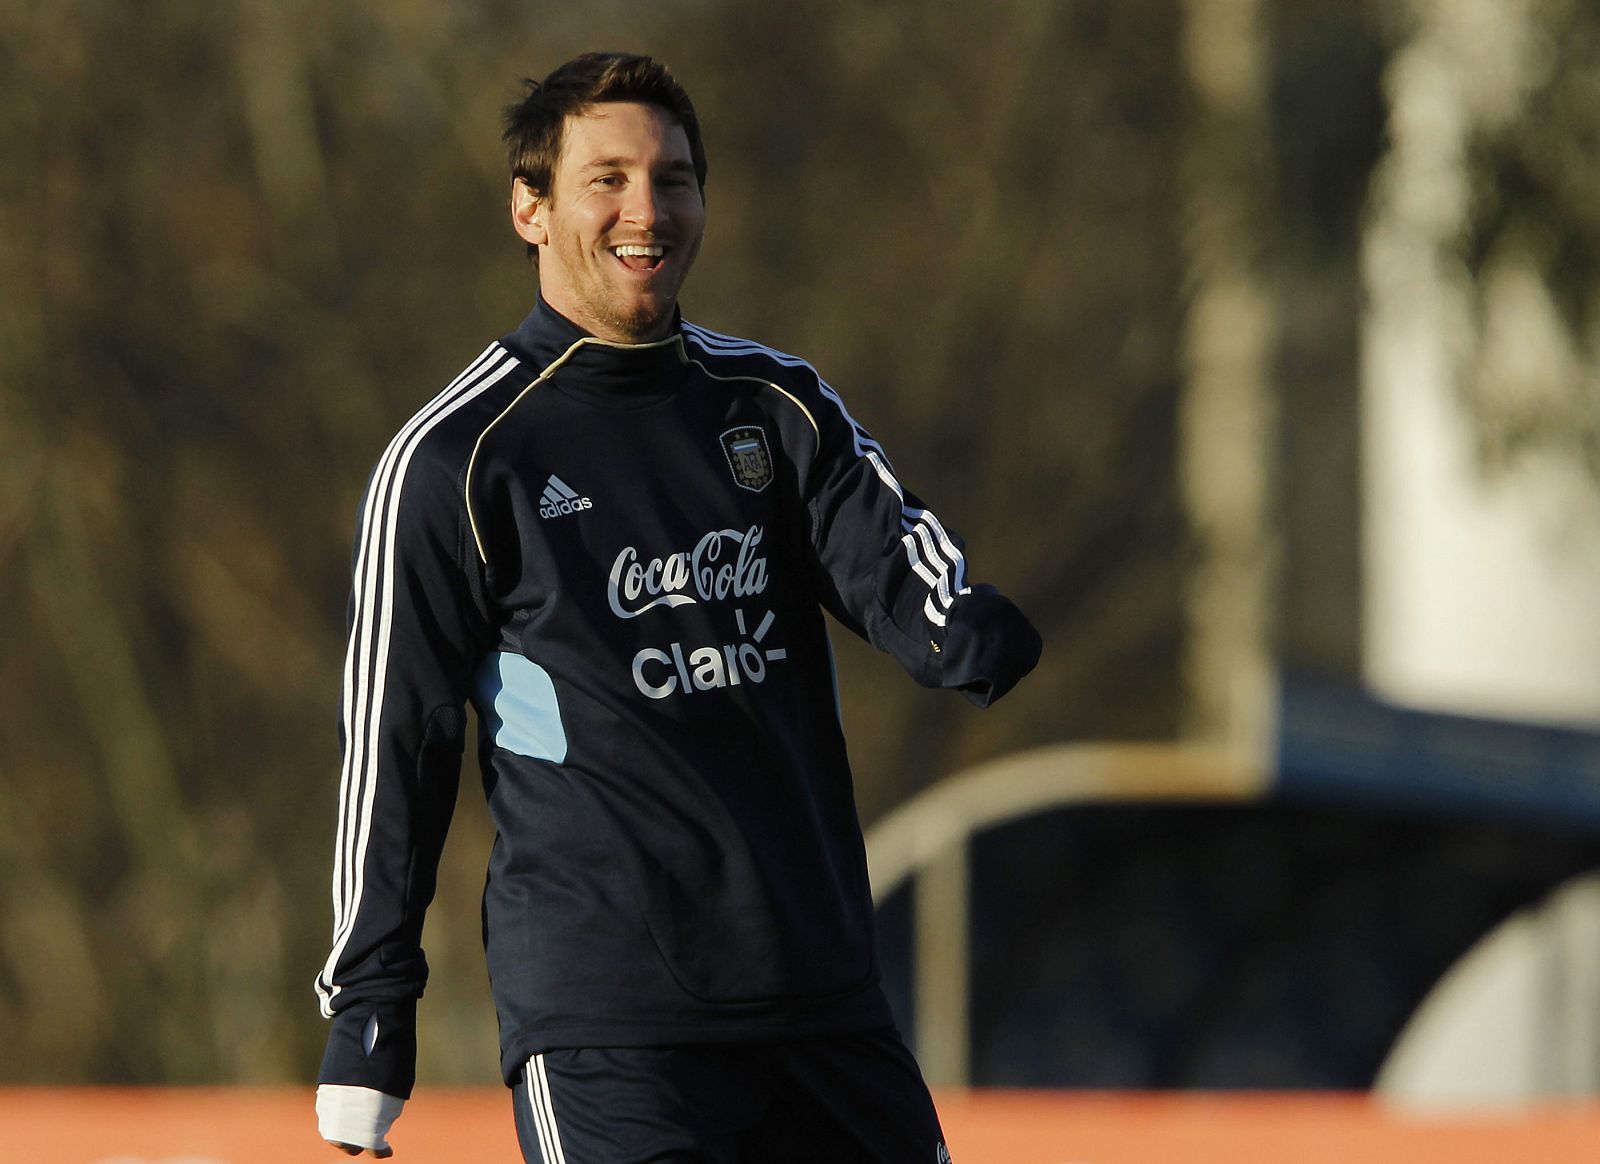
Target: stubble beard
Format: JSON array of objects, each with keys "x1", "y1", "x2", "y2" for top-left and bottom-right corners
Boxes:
[
  {"x1": 600, "y1": 232, "x2": 701, "y2": 343},
  {"x1": 592, "y1": 266, "x2": 695, "y2": 344},
  {"x1": 593, "y1": 291, "x2": 674, "y2": 343},
  {"x1": 545, "y1": 231, "x2": 701, "y2": 344}
]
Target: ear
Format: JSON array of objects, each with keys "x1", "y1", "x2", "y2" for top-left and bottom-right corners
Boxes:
[{"x1": 511, "y1": 179, "x2": 548, "y2": 247}]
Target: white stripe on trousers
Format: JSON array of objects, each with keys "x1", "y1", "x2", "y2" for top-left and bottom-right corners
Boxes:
[{"x1": 524, "y1": 1054, "x2": 568, "y2": 1164}]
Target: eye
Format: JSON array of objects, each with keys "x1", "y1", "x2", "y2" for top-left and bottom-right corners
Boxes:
[{"x1": 657, "y1": 175, "x2": 699, "y2": 198}]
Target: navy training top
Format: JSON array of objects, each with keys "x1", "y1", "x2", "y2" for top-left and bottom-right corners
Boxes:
[{"x1": 315, "y1": 299, "x2": 1043, "y2": 1092}]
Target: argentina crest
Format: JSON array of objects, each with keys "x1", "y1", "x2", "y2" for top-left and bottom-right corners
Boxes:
[{"x1": 720, "y1": 425, "x2": 774, "y2": 492}]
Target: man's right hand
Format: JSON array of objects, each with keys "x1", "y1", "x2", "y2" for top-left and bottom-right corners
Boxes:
[{"x1": 316, "y1": 1084, "x2": 405, "y2": 1158}]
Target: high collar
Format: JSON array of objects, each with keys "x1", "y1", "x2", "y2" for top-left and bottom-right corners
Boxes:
[{"x1": 501, "y1": 297, "x2": 689, "y2": 397}]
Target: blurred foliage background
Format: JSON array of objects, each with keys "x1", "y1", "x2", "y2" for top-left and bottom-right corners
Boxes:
[{"x1": 4, "y1": 0, "x2": 1600, "y2": 1087}]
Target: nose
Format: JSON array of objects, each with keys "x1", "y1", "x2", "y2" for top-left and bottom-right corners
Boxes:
[{"x1": 620, "y1": 181, "x2": 664, "y2": 230}]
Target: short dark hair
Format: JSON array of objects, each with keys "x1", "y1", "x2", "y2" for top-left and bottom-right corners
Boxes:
[{"x1": 502, "y1": 52, "x2": 708, "y2": 201}]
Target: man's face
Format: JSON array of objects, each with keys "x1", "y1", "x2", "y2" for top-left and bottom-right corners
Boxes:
[{"x1": 518, "y1": 102, "x2": 705, "y2": 343}]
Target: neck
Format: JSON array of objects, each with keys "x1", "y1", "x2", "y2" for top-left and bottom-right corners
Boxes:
[{"x1": 501, "y1": 297, "x2": 688, "y2": 397}]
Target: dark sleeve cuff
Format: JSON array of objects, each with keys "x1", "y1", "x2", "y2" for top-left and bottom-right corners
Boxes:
[
  {"x1": 939, "y1": 584, "x2": 1043, "y2": 708},
  {"x1": 317, "y1": 998, "x2": 419, "y2": 1099}
]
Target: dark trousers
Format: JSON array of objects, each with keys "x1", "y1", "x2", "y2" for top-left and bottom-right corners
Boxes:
[{"x1": 511, "y1": 1027, "x2": 950, "y2": 1163}]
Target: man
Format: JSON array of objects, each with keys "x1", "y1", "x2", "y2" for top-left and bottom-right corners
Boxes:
[{"x1": 314, "y1": 51, "x2": 1041, "y2": 1162}]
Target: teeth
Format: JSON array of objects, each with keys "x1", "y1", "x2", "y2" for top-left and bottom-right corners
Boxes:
[{"x1": 613, "y1": 245, "x2": 664, "y2": 257}]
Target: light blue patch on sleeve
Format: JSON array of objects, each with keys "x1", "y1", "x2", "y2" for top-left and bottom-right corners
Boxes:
[{"x1": 476, "y1": 652, "x2": 568, "y2": 763}]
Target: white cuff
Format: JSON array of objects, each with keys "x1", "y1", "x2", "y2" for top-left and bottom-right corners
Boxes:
[{"x1": 316, "y1": 1084, "x2": 405, "y2": 1152}]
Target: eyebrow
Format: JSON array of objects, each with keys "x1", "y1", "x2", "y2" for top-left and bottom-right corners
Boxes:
[{"x1": 576, "y1": 156, "x2": 697, "y2": 175}]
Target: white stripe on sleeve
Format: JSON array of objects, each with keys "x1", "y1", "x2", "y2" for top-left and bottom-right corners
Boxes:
[
  {"x1": 316, "y1": 345, "x2": 518, "y2": 1014},
  {"x1": 681, "y1": 323, "x2": 970, "y2": 627}
]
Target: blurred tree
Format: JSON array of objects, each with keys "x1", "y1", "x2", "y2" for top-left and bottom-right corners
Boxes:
[
  {"x1": 1269, "y1": 0, "x2": 1387, "y2": 680},
  {"x1": 1457, "y1": 0, "x2": 1600, "y2": 485},
  {"x1": 1177, "y1": 0, "x2": 1279, "y2": 755},
  {"x1": 1364, "y1": 0, "x2": 1600, "y2": 499}
]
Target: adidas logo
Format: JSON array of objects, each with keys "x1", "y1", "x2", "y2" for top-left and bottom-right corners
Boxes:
[{"x1": 539, "y1": 475, "x2": 593, "y2": 519}]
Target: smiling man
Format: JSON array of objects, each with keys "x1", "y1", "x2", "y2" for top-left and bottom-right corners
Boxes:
[
  {"x1": 511, "y1": 97, "x2": 704, "y2": 342},
  {"x1": 312, "y1": 52, "x2": 1040, "y2": 1163}
]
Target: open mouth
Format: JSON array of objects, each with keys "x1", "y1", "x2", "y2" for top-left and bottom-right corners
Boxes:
[{"x1": 611, "y1": 243, "x2": 667, "y2": 273}]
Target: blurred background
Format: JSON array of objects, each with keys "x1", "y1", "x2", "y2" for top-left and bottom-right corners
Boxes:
[{"x1": 5, "y1": 0, "x2": 1600, "y2": 1107}]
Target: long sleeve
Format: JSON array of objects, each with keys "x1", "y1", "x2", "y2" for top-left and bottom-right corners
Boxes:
[
  {"x1": 802, "y1": 376, "x2": 1042, "y2": 707},
  {"x1": 314, "y1": 441, "x2": 494, "y2": 1097}
]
